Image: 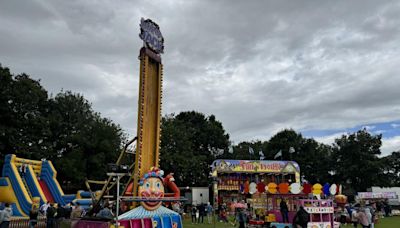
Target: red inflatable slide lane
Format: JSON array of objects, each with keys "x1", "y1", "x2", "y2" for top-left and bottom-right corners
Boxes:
[{"x1": 39, "y1": 179, "x2": 55, "y2": 203}]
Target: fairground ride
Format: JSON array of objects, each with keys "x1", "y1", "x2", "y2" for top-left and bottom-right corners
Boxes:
[{"x1": 86, "y1": 18, "x2": 172, "y2": 209}]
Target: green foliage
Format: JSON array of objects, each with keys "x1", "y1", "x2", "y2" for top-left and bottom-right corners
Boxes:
[
  {"x1": 0, "y1": 66, "x2": 50, "y2": 161},
  {"x1": 229, "y1": 129, "x2": 334, "y2": 184},
  {"x1": 0, "y1": 65, "x2": 123, "y2": 190},
  {"x1": 332, "y1": 129, "x2": 382, "y2": 193},
  {"x1": 160, "y1": 111, "x2": 230, "y2": 187}
]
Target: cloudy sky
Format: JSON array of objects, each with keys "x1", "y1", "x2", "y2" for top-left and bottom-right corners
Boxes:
[{"x1": 1, "y1": 0, "x2": 400, "y2": 155}]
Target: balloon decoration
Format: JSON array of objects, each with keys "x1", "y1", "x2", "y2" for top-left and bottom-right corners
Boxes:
[
  {"x1": 303, "y1": 183, "x2": 312, "y2": 194},
  {"x1": 323, "y1": 183, "x2": 331, "y2": 196},
  {"x1": 267, "y1": 182, "x2": 278, "y2": 194},
  {"x1": 256, "y1": 182, "x2": 265, "y2": 193},
  {"x1": 249, "y1": 182, "x2": 257, "y2": 194},
  {"x1": 289, "y1": 183, "x2": 302, "y2": 194},
  {"x1": 278, "y1": 183, "x2": 289, "y2": 194},
  {"x1": 244, "y1": 180, "x2": 250, "y2": 194},
  {"x1": 329, "y1": 184, "x2": 337, "y2": 195},
  {"x1": 214, "y1": 173, "x2": 342, "y2": 197},
  {"x1": 312, "y1": 183, "x2": 323, "y2": 195}
]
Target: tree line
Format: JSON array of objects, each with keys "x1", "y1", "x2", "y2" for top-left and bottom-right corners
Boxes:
[
  {"x1": 0, "y1": 65, "x2": 124, "y2": 190},
  {"x1": 1, "y1": 64, "x2": 399, "y2": 193}
]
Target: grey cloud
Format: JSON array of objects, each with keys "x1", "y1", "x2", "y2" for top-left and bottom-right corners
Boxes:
[{"x1": 1, "y1": 0, "x2": 400, "y2": 153}]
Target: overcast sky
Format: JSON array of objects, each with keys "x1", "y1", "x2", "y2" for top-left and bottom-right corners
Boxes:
[{"x1": 1, "y1": 0, "x2": 400, "y2": 155}]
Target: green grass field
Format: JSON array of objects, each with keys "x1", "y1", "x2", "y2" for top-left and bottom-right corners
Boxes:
[
  {"x1": 341, "y1": 216, "x2": 400, "y2": 228},
  {"x1": 182, "y1": 216, "x2": 400, "y2": 228}
]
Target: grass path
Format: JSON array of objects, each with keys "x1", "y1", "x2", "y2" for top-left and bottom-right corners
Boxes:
[{"x1": 182, "y1": 216, "x2": 400, "y2": 228}]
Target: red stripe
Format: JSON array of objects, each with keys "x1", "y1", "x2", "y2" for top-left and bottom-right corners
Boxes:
[{"x1": 39, "y1": 180, "x2": 55, "y2": 203}]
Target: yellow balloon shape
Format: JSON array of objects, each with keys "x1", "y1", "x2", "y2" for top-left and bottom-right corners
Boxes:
[
  {"x1": 267, "y1": 182, "x2": 277, "y2": 194},
  {"x1": 312, "y1": 183, "x2": 323, "y2": 195}
]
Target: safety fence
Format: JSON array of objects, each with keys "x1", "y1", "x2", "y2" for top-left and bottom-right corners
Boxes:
[
  {"x1": 10, "y1": 216, "x2": 46, "y2": 228},
  {"x1": 9, "y1": 217, "x2": 111, "y2": 228}
]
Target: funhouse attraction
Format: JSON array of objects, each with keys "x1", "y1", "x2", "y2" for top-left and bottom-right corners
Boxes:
[{"x1": 211, "y1": 160, "x2": 342, "y2": 228}]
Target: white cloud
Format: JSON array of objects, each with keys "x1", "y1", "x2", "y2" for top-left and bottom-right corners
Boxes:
[
  {"x1": 313, "y1": 132, "x2": 349, "y2": 146},
  {"x1": 314, "y1": 132, "x2": 400, "y2": 157},
  {"x1": 381, "y1": 136, "x2": 400, "y2": 156},
  {"x1": 391, "y1": 123, "x2": 400, "y2": 128}
]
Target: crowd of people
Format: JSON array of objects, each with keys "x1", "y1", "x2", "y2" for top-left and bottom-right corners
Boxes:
[
  {"x1": 0, "y1": 200, "x2": 117, "y2": 228},
  {"x1": 187, "y1": 200, "x2": 309, "y2": 228},
  {"x1": 338, "y1": 200, "x2": 394, "y2": 228},
  {"x1": 189, "y1": 202, "x2": 213, "y2": 224}
]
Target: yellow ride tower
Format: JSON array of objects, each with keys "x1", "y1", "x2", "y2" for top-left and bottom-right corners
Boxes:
[{"x1": 131, "y1": 18, "x2": 165, "y2": 200}]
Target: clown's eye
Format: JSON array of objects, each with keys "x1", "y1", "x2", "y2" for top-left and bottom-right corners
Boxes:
[
  {"x1": 156, "y1": 182, "x2": 161, "y2": 188},
  {"x1": 145, "y1": 182, "x2": 150, "y2": 188}
]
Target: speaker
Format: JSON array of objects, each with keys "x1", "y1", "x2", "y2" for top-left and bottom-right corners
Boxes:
[{"x1": 108, "y1": 163, "x2": 119, "y2": 173}]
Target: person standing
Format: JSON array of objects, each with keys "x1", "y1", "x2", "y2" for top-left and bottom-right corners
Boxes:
[
  {"x1": 351, "y1": 208, "x2": 359, "y2": 227},
  {"x1": 0, "y1": 203, "x2": 12, "y2": 228},
  {"x1": 40, "y1": 201, "x2": 50, "y2": 216},
  {"x1": 280, "y1": 198, "x2": 289, "y2": 223},
  {"x1": 206, "y1": 202, "x2": 213, "y2": 224},
  {"x1": 96, "y1": 203, "x2": 114, "y2": 219},
  {"x1": 237, "y1": 208, "x2": 246, "y2": 228},
  {"x1": 365, "y1": 207, "x2": 372, "y2": 228},
  {"x1": 70, "y1": 202, "x2": 83, "y2": 219},
  {"x1": 357, "y1": 208, "x2": 369, "y2": 228},
  {"x1": 46, "y1": 204, "x2": 56, "y2": 228},
  {"x1": 293, "y1": 206, "x2": 309, "y2": 228},
  {"x1": 198, "y1": 203, "x2": 205, "y2": 223},
  {"x1": 191, "y1": 205, "x2": 197, "y2": 224},
  {"x1": 29, "y1": 205, "x2": 39, "y2": 228}
]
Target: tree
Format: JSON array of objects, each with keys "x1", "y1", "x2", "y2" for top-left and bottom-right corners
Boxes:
[
  {"x1": 379, "y1": 151, "x2": 400, "y2": 186},
  {"x1": 331, "y1": 129, "x2": 382, "y2": 193},
  {"x1": 266, "y1": 129, "x2": 334, "y2": 183},
  {"x1": 46, "y1": 92, "x2": 124, "y2": 189},
  {"x1": 267, "y1": 129, "x2": 303, "y2": 160},
  {"x1": 160, "y1": 111, "x2": 230, "y2": 187},
  {"x1": 0, "y1": 65, "x2": 124, "y2": 190},
  {"x1": 224, "y1": 140, "x2": 267, "y2": 160},
  {"x1": 0, "y1": 65, "x2": 50, "y2": 162}
]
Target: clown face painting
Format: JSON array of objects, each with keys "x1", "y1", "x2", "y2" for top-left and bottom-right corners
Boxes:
[{"x1": 138, "y1": 168, "x2": 165, "y2": 210}]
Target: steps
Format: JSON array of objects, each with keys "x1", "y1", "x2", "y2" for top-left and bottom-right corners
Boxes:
[{"x1": 21, "y1": 175, "x2": 33, "y2": 199}]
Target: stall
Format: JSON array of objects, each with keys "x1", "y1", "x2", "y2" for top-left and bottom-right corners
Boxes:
[
  {"x1": 298, "y1": 199, "x2": 335, "y2": 228},
  {"x1": 211, "y1": 160, "x2": 301, "y2": 224}
]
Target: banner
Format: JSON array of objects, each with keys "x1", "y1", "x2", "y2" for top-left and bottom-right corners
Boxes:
[
  {"x1": 211, "y1": 160, "x2": 300, "y2": 173},
  {"x1": 304, "y1": 207, "x2": 334, "y2": 214},
  {"x1": 358, "y1": 192, "x2": 398, "y2": 199}
]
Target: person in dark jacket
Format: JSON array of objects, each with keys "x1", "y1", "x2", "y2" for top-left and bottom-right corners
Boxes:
[
  {"x1": 198, "y1": 203, "x2": 205, "y2": 223},
  {"x1": 46, "y1": 204, "x2": 56, "y2": 228},
  {"x1": 293, "y1": 206, "x2": 309, "y2": 228},
  {"x1": 29, "y1": 205, "x2": 39, "y2": 228},
  {"x1": 237, "y1": 208, "x2": 246, "y2": 228},
  {"x1": 191, "y1": 205, "x2": 197, "y2": 224},
  {"x1": 280, "y1": 198, "x2": 289, "y2": 223}
]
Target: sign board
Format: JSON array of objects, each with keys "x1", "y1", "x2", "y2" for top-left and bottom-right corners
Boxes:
[
  {"x1": 304, "y1": 207, "x2": 334, "y2": 214},
  {"x1": 211, "y1": 160, "x2": 300, "y2": 173},
  {"x1": 139, "y1": 18, "x2": 164, "y2": 54},
  {"x1": 358, "y1": 192, "x2": 398, "y2": 199},
  {"x1": 307, "y1": 222, "x2": 332, "y2": 228}
]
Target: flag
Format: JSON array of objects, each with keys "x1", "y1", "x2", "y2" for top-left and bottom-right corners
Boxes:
[
  {"x1": 248, "y1": 147, "x2": 254, "y2": 154},
  {"x1": 259, "y1": 150, "x2": 265, "y2": 160},
  {"x1": 274, "y1": 150, "x2": 282, "y2": 159}
]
